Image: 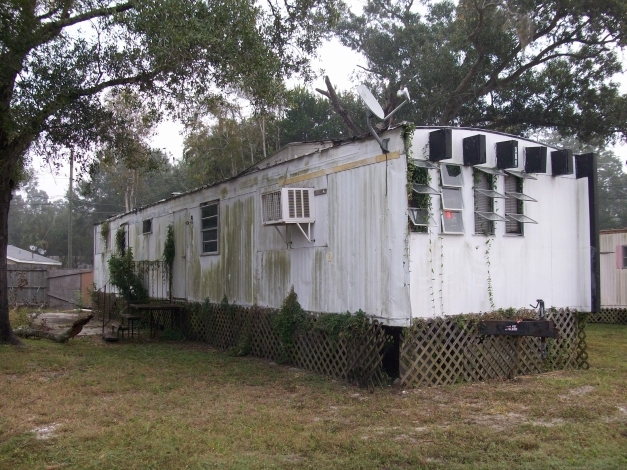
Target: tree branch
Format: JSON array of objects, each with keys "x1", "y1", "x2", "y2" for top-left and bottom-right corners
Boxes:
[
  {"x1": 36, "y1": 2, "x2": 135, "y2": 46},
  {"x1": 316, "y1": 76, "x2": 363, "y2": 136},
  {"x1": 15, "y1": 314, "x2": 94, "y2": 342}
]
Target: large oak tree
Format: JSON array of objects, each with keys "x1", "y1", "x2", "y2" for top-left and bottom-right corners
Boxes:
[
  {"x1": 332, "y1": 0, "x2": 627, "y2": 141},
  {"x1": 0, "y1": 0, "x2": 339, "y2": 344}
]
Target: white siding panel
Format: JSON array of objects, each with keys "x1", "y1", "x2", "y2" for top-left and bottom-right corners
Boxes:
[{"x1": 599, "y1": 231, "x2": 627, "y2": 306}]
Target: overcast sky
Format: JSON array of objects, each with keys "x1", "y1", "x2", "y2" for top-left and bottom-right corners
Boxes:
[{"x1": 33, "y1": 21, "x2": 627, "y2": 200}]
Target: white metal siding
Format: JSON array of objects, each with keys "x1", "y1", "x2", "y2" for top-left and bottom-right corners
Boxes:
[
  {"x1": 408, "y1": 128, "x2": 591, "y2": 318},
  {"x1": 600, "y1": 231, "x2": 627, "y2": 307}
]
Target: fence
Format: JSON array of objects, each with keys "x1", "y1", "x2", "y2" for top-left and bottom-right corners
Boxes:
[
  {"x1": 47, "y1": 269, "x2": 93, "y2": 309},
  {"x1": 92, "y1": 284, "x2": 125, "y2": 335},
  {"x1": 7, "y1": 267, "x2": 47, "y2": 306},
  {"x1": 400, "y1": 309, "x2": 588, "y2": 387},
  {"x1": 91, "y1": 296, "x2": 588, "y2": 388},
  {"x1": 588, "y1": 308, "x2": 627, "y2": 325}
]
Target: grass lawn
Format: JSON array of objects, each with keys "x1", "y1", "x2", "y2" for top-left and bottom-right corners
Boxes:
[{"x1": 1, "y1": 324, "x2": 626, "y2": 469}]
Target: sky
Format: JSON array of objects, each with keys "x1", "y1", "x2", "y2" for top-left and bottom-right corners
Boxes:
[{"x1": 32, "y1": 21, "x2": 627, "y2": 200}]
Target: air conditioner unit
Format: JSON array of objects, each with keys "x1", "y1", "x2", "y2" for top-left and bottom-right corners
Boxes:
[{"x1": 262, "y1": 188, "x2": 316, "y2": 242}]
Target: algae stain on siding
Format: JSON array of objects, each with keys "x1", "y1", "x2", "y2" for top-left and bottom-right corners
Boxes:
[
  {"x1": 311, "y1": 248, "x2": 328, "y2": 311},
  {"x1": 258, "y1": 250, "x2": 290, "y2": 307},
  {"x1": 198, "y1": 196, "x2": 255, "y2": 303}
]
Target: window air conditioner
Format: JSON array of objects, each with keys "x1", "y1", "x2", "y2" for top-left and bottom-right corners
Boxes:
[{"x1": 262, "y1": 188, "x2": 315, "y2": 225}]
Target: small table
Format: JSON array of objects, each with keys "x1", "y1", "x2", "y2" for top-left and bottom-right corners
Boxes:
[
  {"x1": 128, "y1": 304, "x2": 185, "y2": 338},
  {"x1": 121, "y1": 314, "x2": 142, "y2": 338}
]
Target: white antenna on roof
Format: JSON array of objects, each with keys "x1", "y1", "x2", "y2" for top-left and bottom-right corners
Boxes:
[{"x1": 355, "y1": 84, "x2": 411, "y2": 153}]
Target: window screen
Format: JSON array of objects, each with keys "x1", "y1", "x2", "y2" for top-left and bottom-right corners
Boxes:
[
  {"x1": 623, "y1": 246, "x2": 627, "y2": 268},
  {"x1": 201, "y1": 201, "x2": 219, "y2": 254}
]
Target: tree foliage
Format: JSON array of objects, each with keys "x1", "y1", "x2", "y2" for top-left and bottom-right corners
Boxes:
[
  {"x1": 335, "y1": 0, "x2": 627, "y2": 142},
  {"x1": 182, "y1": 87, "x2": 362, "y2": 186},
  {"x1": 543, "y1": 134, "x2": 627, "y2": 229},
  {"x1": 8, "y1": 180, "x2": 93, "y2": 266},
  {"x1": 0, "y1": 0, "x2": 340, "y2": 343}
]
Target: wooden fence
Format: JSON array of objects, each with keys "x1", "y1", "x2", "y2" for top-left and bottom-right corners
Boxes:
[
  {"x1": 588, "y1": 308, "x2": 627, "y2": 325},
  {"x1": 7, "y1": 267, "x2": 47, "y2": 306},
  {"x1": 149, "y1": 302, "x2": 391, "y2": 388},
  {"x1": 92, "y1": 297, "x2": 588, "y2": 388},
  {"x1": 400, "y1": 309, "x2": 588, "y2": 387}
]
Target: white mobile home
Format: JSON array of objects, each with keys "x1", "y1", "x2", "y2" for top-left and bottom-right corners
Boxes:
[{"x1": 93, "y1": 125, "x2": 598, "y2": 326}]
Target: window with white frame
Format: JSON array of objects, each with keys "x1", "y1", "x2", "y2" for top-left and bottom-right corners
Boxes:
[
  {"x1": 440, "y1": 164, "x2": 464, "y2": 233},
  {"x1": 200, "y1": 201, "x2": 219, "y2": 254}
]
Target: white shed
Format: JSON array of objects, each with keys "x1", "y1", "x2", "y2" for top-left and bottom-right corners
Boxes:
[{"x1": 93, "y1": 125, "x2": 597, "y2": 326}]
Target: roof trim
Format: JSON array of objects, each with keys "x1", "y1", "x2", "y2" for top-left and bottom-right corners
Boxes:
[{"x1": 97, "y1": 124, "x2": 563, "y2": 224}]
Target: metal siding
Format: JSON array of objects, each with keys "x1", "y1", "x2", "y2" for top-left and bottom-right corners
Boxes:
[
  {"x1": 94, "y1": 127, "x2": 592, "y2": 325},
  {"x1": 599, "y1": 231, "x2": 627, "y2": 306},
  {"x1": 408, "y1": 128, "x2": 591, "y2": 319}
]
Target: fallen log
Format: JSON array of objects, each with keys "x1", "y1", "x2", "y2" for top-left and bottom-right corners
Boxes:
[{"x1": 15, "y1": 314, "x2": 94, "y2": 343}]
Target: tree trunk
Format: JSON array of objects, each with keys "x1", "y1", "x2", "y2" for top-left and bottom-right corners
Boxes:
[
  {"x1": 316, "y1": 76, "x2": 363, "y2": 136},
  {"x1": 0, "y1": 152, "x2": 21, "y2": 345},
  {"x1": 14, "y1": 314, "x2": 94, "y2": 342},
  {"x1": 260, "y1": 116, "x2": 267, "y2": 160}
]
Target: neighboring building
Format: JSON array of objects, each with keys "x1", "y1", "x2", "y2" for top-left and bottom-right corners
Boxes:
[
  {"x1": 93, "y1": 125, "x2": 598, "y2": 326},
  {"x1": 7, "y1": 245, "x2": 62, "y2": 268},
  {"x1": 600, "y1": 229, "x2": 627, "y2": 307}
]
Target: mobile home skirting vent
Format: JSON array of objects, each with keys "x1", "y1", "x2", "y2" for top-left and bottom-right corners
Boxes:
[{"x1": 262, "y1": 188, "x2": 315, "y2": 225}]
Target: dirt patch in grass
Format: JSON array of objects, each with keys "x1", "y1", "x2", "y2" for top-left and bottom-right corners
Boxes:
[{"x1": 1, "y1": 324, "x2": 626, "y2": 469}]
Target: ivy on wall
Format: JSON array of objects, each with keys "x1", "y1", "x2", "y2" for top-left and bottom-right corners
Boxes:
[
  {"x1": 108, "y1": 248, "x2": 148, "y2": 303},
  {"x1": 100, "y1": 220, "x2": 110, "y2": 250},
  {"x1": 163, "y1": 223, "x2": 175, "y2": 298},
  {"x1": 115, "y1": 227, "x2": 126, "y2": 254}
]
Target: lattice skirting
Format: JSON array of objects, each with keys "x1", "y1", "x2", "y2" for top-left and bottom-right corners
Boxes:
[
  {"x1": 588, "y1": 308, "x2": 627, "y2": 325},
  {"x1": 400, "y1": 309, "x2": 587, "y2": 387},
  {"x1": 179, "y1": 303, "x2": 390, "y2": 387}
]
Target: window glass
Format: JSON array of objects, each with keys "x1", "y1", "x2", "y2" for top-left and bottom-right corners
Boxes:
[
  {"x1": 441, "y1": 165, "x2": 463, "y2": 187},
  {"x1": 142, "y1": 219, "x2": 152, "y2": 234},
  {"x1": 622, "y1": 246, "x2": 627, "y2": 268},
  {"x1": 408, "y1": 208, "x2": 436, "y2": 226},
  {"x1": 442, "y1": 188, "x2": 463, "y2": 210},
  {"x1": 442, "y1": 210, "x2": 464, "y2": 233}
]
